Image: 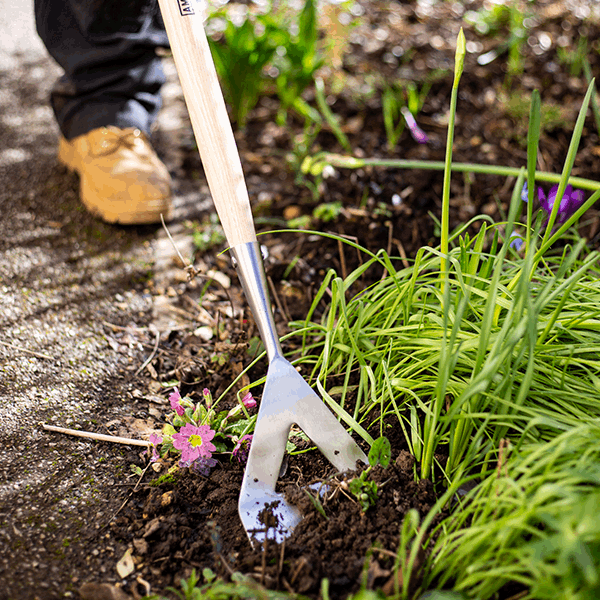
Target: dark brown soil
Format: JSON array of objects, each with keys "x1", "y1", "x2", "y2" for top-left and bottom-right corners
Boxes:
[{"x1": 111, "y1": 446, "x2": 443, "y2": 598}]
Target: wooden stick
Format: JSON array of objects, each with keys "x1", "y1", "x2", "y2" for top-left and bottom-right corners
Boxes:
[{"x1": 43, "y1": 424, "x2": 150, "y2": 447}]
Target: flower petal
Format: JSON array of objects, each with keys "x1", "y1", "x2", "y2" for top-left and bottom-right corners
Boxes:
[
  {"x1": 401, "y1": 106, "x2": 429, "y2": 144},
  {"x1": 242, "y1": 392, "x2": 257, "y2": 410}
]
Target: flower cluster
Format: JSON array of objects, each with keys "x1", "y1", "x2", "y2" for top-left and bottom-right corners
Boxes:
[
  {"x1": 148, "y1": 387, "x2": 257, "y2": 475},
  {"x1": 521, "y1": 182, "x2": 586, "y2": 225}
]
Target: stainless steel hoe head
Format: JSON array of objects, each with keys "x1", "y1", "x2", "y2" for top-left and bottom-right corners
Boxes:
[
  {"x1": 239, "y1": 355, "x2": 368, "y2": 543},
  {"x1": 232, "y1": 243, "x2": 368, "y2": 545}
]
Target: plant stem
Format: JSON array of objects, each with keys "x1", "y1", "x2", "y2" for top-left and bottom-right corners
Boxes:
[
  {"x1": 316, "y1": 156, "x2": 600, "y2": 191},
  {"x1": 315, "y1": 77, "x2": 352, "y2": 153},
  {"x1": 440, "y1": 29, "x2": 466, "y2": 291}
]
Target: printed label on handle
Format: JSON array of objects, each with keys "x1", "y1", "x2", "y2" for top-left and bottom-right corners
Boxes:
[{"x1": 177, "y1": 0, "x2": 195, "y2": 16}]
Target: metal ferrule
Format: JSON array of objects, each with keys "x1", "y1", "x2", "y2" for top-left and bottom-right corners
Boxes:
[{"x1": 230, "y1": 241, "x2": 283, "y2": 362}]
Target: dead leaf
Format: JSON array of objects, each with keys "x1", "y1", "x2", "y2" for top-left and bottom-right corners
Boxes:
[
  {"x1": 116, "y1": 548, "x2": 135, "y2": 579},
  {"x1": 132, "y1": 538, "x2": 148, "y2": 555}
]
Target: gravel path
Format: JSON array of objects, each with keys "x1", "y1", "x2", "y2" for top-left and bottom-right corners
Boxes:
[{"x1": 0, "y1": 4, "x2": 208, "y2": 597}]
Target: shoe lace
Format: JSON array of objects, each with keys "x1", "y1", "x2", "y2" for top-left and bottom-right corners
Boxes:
[{"x1": 90, "y1": 128, "x2": 144, "y2": 158}]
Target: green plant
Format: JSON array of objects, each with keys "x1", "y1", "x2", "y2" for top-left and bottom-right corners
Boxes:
[
  {"x1": 557, "y1": 35, "x2": 588, "y2": 77},
  {"x1": 382, "y1": 77, "x2": 438, "y2": 150},
  {"x1": 348, "y1": 436, "x2": 391, "y2": 511},
  {"x1": 503, "y1": 92, "x2": 569, "y2": 140},
  {"x1": 465, "y1": 0, "x2": 531, "y2": 85},
  {"x1": 272, "y1": 0, "x2": 324, "y2": 125},
  {"x1": 313, "y1": 201, "x2": 343, "y2": 223},
  {"x1": 206, "y1": 0, "x2": 331, "y2": 129},
  {"x1": 152, "y1": 388, "x2": 257, "y2": 474},
  {"x1": 289, "y1": 71, "x2": 600, "y2": 486},
  {"x1": 314, "y1": 77, "x2": 352, "y2": 153},
  {"x1": 207, "y1": 10, "x2": 279, "y2": 127},
  {"x1": 422, "y1": 423, "x2": 600, "y2": 599},
  {"x1": 191, "y1": 213, "x2": 226, "y2": 254},
  {"x1": 147, "y1": 568, "x2": 309, "y2": 600}
]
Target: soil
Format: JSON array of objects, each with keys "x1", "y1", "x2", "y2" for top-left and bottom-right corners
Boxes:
[{"x1": 1, "y1": 1, "x2": 600, "y2": 599}]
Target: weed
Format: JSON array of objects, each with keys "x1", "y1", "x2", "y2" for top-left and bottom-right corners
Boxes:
[
  {"x1": 149, "y1": 467, "x2": 179, "y2": 488},
  {"x1": 382, "y1": 77, "x2": 438, "y2": 150},
  {"x1": 313, "y1": 201, "x2": 343, "y2": 224},
  {"x1": 347, "y1": 436, "x2": 391, "y2": 511}
]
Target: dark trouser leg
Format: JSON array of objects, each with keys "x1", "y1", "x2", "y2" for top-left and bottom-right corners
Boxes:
[{"x1": 34, "y1": 0, "x2": 169, "y2": 140}]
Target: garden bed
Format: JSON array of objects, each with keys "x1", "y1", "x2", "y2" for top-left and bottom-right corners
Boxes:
[{"x1": 98, "y1": 1, "x2": 600, "y2": 598}]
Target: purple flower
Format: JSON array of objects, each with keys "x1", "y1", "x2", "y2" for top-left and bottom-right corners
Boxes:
[
  {"x1": 179, "y1": 456, "x2": 218, "y2": 475},
  {"x1": 169, "y1": 388, "x2": 185, "y2": 416},
  {"x1": 509, "y1": 233, "x2": 524, "y2": 251},
  {"x1": 521, "y1": 183, "x2": 586, "y2": 224},
  {"x1": 521, "y1": 181, "x2": 531, "y2": 203},
  {"x1": 189, "y1": 456, "x2": 218, "y2": 476},
  {"x1": 233, "y1": 434, "x2": 253, "y2": 463},
  {"x1": 401, "y1": 106, "x2": 429, "y2": 144},
  {"x1": 172, "y1": 423, "x2": 216, "y2": 463},
  {"x1": 539, "y1": 184, "x2": 585, "y2": 224}
]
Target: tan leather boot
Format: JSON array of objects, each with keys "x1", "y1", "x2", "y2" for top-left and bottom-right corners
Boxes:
[{"x1": 58, "y1": 126, "x2": 173, "y2": 225}]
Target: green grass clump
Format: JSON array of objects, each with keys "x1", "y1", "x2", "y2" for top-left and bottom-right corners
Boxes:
[
  {"x1": 292, "y1": 213, "x2": 600, "y2": 486},
  {"x1": 423, "y1": 422, "x2": 600, "y2": 599}
]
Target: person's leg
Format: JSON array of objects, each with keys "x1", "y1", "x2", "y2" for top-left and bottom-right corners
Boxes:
[
  {"x1": 35, "y1": 0, "x2": 168, "y2": 140},
  {"x1": 34, "y1": 0, "x2": 173, "y2": 225}
]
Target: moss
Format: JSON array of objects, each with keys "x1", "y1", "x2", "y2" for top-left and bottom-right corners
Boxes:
[{"x1": 149, "y1": 471, "x2": 180, "y2": 487}]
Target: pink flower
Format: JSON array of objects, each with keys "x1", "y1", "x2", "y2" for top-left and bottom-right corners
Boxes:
[
  {"x1": 172, "y1": 423, "x2": 216, "y2": 463},
  {"x1": 149, "y1": 433, "x2": 162, "y2": 446},
  {"x1": 202, "y1": 388, "x2": 213, "y2": 409},
  {"x1": 149, "y1": 433, "x2": 162, "y2": 462},
  {"x1": 241, "y1": 391, "x2": 256, "y2": 410},
  {"x1": 169, "y1": 388, "x2": 185, "y2": 416},
  {"x1": 233, "y1": 434, "x2": 253, "y2": 463}
]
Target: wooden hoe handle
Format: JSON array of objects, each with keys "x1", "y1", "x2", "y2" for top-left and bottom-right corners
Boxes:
[{"x1": 156, "y1": 0, "x2": 257, "y2": 247}]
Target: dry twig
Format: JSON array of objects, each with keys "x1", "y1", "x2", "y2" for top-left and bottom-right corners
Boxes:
[
  {"x1": 43, "y1": 424, "x2": 150, "y2": 447},
  {"x1": 0, "y1": 340, "x2": 53, "y2": 360}
]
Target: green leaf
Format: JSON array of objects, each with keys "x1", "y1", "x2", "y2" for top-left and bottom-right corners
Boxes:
[
  {"x1": 419, "y1": 592, "x2": 468, "y2": 600},
  {"x1": 202, "y1": 567, "x2": 216, "y2": 584},
  {"x1": 162, "y1": 424, "x2": 176, "y2": 436},
  {"x1": 368, "y1": 436, "x2": 391, "y2": 468},
  {"x1": 348, "y1": 478, "x2": 363, "y2": 496}
]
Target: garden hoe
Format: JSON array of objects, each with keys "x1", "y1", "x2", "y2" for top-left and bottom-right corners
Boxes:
[{"x1": 157, "y1": 0, "x2": 367, "y2": 544}]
